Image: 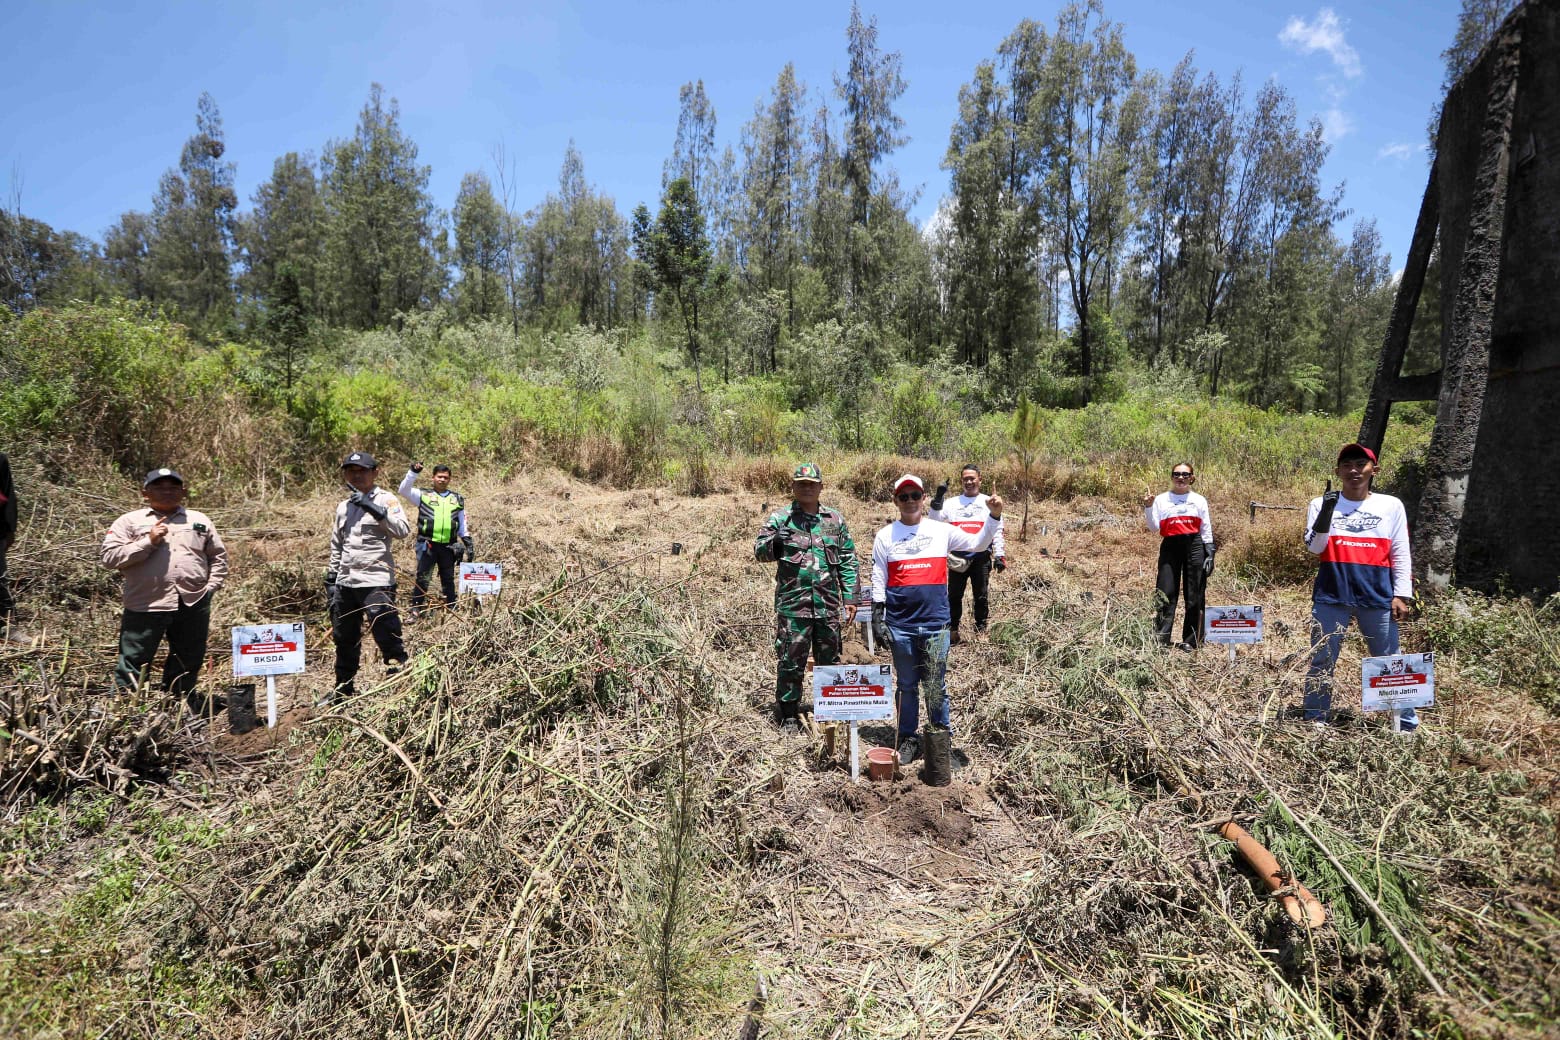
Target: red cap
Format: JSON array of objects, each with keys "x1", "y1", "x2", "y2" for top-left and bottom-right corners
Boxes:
[{"x1": 1337, "y1": 443, "x2": 1377, "y2": 463}]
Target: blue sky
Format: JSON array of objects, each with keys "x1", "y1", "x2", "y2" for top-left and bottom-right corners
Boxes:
[{"x1": 2, "y1": 1, "x2": 1458, "y2": 269}]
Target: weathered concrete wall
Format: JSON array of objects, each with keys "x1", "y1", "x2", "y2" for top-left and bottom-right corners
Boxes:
[
  {"x1": 1412, "y1": 8, "x2": 1521, "y2": 590},
  {"x1": 1456, "y1": 0, "x2": 1560, "y2": 594}
]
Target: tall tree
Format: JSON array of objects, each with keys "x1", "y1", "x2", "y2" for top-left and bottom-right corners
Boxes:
[
  {"x1": 1030, "y1": 1, "x2": 1145, "y2": 391},
  {"x1": 239, "y1": 151, "x2": 323, "y2": 323},
  {"x1": 0, "y1": 209, "x2": 105, "y2": 313},
  {"x1": 147, "y1": 93, "x2": 238, "y2": 331},
  {"x1": 632, "y1": 178, "x2": 713, "y2": 390},
  {"x1": 1320, "y1": 219, "x2": 1392, "y2": 412},
  {"x1": 451, "y1": 171, "x2": 507, "y2": 321},
  {"x1": 103, "y1": 211, "x2": 155, "y2": 301},
  {"x1": 518, "y1": 145, "x2": 632, "y2": 329},
  {"x1": 836, "y1": 2, "x2": 908, "y2": 311},
  {"x1": 664, "y1": 82, "x2": 720, "y2": 231},
  {"x1": 739, "y1": 64, "x2": 809, "y2": 339},
  {"x1": 318, "y1": 84, "x2": 442, "y2": 329}
]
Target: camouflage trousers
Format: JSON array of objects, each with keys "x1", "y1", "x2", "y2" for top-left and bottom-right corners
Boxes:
[{"x1": 774, "y1": 614, "x2": 842, "y2": 708}]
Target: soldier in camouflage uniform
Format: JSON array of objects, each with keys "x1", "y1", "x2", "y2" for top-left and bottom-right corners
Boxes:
[{"x1": 755, "y1": 462, "x2": 860, "y2": 734}]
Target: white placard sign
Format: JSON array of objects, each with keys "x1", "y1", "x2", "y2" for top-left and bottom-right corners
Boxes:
[
  {"x1": 1204, "y1": 605, "x2": 1264, "y2": 644},
  {"x1": 812, "y1": 663, "x2": 894, "y2": 722},
  {"x1": 1361, "y1": 653, "x2": 1435, "y2": 712},
  {"x1": 231, "y1": 623, "x2": 306, "y2": 677},
  {"x1": 459, "y1": 562, "x2": 503, "y2": 595}
]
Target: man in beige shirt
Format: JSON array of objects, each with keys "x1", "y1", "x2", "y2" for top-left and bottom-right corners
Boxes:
[
  {"x1": 326, "y1": 451, "x2": 411, "y2": 700},
  {"x1": 100, "y1": 468, "x2": 228, "y2": 710}
]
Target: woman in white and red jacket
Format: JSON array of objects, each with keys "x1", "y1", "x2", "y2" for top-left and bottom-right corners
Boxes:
[{"x1": 1141, "y1": 463, "x2": 1214, "y2": 648}]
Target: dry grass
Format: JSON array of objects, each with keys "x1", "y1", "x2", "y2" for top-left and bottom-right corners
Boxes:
[{"x1": 0, "y1": 463, "x2": 1556, "y2": 1039}]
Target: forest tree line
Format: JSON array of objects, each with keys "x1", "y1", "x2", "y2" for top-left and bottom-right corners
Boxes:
[{"x1": 0, "y1": 1, "x2": 1516, "y2": 414}]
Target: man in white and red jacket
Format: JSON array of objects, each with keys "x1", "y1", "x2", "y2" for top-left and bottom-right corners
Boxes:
[
  {"x1": 928, "y1": 464, "x2": 1006, "y2": 644},
  {"x1": 1302, "y1": 442, "x2": 1418, "y2": 731},
  {"x1": 1141, "y1": 463, "x2": 1214, "y2": 648},
  {"x1": 870, "y1": 473, "x2": 1003, "y2": 772}
]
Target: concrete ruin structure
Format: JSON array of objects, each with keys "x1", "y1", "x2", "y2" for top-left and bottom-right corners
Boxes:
[{"x1": 1359, "y1": 0, "x2": 1559, "y2": 596}]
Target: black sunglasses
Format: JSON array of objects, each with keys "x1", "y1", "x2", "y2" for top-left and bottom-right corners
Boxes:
[
  {"x1": 896, "y1": 490, "x2": 924, "y2": 502},
  {"x1": 1171, "y1": 471, "x2": 1193, "y2": 479}
]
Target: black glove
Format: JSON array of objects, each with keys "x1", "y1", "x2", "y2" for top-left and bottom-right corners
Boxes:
[
  {"x1": 410, "y1": 461, "x2": 423, "y2": 473},
  {"x1": 930, "y1": 482, "x2": 948, "y2": 511},
  {"x1": 994, "y1": 556, "x2": 1007, "y2": 573},
  {"x1": 350, "y1": 490, "x2": 388, "y2": 522},
  {"x1": 324, "y1": 572, "x2": 341, "y2": 616},
  {"x1": 871, "y1": 603, "x2": 891, "y2": 648},
  {"x1": 1311, "y1": 480, "x2": 1339, "y2": 535},
  {"x1": 1202, "y1": 548, "x2": 1215, "y2": 576},
  {"x1": 461, "y1": 536, "x2": 475, "y2": 563}
]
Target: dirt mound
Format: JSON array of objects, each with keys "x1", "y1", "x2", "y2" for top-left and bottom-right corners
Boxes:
[{"x1": 833, "y1": 777, "x2": 985, "y2": 845}]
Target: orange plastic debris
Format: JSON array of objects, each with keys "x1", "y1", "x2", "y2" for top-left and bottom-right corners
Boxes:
[{"x1": 1219, "y1": 821, "x2": 1328, "y2": 929}]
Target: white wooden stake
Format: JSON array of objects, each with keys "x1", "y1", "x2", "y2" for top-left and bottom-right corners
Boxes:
[
  {"x1": 849, "y1": 721, "x2": 860, "y2": 780},
  {"x1": 266, "y1": 674, "x2": 278, "y2": 728},
  {"x1": 1228, "y1": 643, "x2": 1237, "y2": 665}
]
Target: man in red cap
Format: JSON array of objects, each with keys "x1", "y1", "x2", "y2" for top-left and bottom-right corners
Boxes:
[
  {"x1": 870, "y1": 473, "x2": 1003, "y2": 777},
  {"x1": 1302, "y1": 443, "x2": 1418, "y2": 731}
]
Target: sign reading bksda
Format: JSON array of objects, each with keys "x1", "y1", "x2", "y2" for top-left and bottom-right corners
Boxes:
[
  {"x1": 231, "y1": 623, "x2": 306, "y2": 677},
  {"x1": 812, "y1": 664, "x2": 894, "y2": 722},
  {"x1": 458, "y1": 562, "x2": 503, "y2": 596}
]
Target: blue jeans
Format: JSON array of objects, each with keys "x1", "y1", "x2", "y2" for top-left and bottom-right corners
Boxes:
[
  {"x1": 889, "y1": 626, "x2": 951, "y2": 737},
  {"x1": 1305, "y1": 602, "x2": 1419, "y2": 729}
]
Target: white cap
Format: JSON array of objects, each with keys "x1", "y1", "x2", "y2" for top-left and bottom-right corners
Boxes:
[{"x1": 893, "y1": 473, "x2": 924, "y2": 493}]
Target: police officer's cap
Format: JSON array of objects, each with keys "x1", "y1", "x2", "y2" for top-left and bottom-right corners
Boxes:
[
  {"x1": 142, "y1": 467, "x2": 185, "y2": 487},
  {"x1": 341, "y1": 451, "x2": 379, "y2": 469}
]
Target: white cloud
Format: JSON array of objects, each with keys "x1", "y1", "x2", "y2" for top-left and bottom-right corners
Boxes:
[
  {"x1": 1322, "y1": 107, "x2": 1354, "y2": 142},
  {"x1": 1377, "y1": 142, "x2": 1426, "y2": 161},
  {"x1": 1280, "y1": 8, "x2": 1363, "y2": 78}
]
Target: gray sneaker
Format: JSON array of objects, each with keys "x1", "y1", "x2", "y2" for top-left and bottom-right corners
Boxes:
[
  {"x1": 780, "y1": 717, "x2": 802, "y2": 737},
  {"x1": 896, "y1": 735, "x2": 921, "y2": 764}
]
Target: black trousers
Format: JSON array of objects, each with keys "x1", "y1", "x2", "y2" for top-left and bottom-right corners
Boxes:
[
  {"x1": 948, "y1": 553, "x2": 992, "y2": 633},
  {"x1": 1154, "y1": 535, "x2": 1208, "y2": 646},
  {"x1": 413, "y1": 538, "x2": 458, "y2": 609},
  {"x1": 332, "y1": 585, "x2": 406, "y2": 690},
  {"x1": 114, "y1": 592, "x2": 212, "y2": 702}
]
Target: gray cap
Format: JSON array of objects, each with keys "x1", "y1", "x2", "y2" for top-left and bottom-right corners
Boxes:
[
  {"x1": 142, "y1": 467, "x2": 185, "y2": 487},
  {"x1": 341, "y1": 451, "x2": 379, "y2": 469}
]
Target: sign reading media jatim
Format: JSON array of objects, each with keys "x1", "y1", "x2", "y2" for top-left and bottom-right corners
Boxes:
[
  {"x1": 1361, "y1": 652, "x2": 1435, "y2": 712},
  {"x1": 1203, "y1": 605, "x2": 1264, "y2": 644},
  {"x1": 812, "y1": 664, "x2": 894, "y2": 722},
  {"x1": 458, "y1": 562, "x2": 503, "y2": 596},
  {"x1": 231, "y1": 623, "x2": 306, "y2": 677}
]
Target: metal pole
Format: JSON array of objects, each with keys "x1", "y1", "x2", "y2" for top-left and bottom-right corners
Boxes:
[
  {"x1": 1228, "y1": 643, "x2": 1237, "y2": 665},
  {"x1": 266, "y1": 674, "x2": 278, "y2": 728},
  {"x1": 849, "y1": 722, "x2": 860, "y2": 780}
]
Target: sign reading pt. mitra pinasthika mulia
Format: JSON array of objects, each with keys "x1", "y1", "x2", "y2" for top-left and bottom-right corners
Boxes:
[
  {"x1": 1361, "y1": 653, "x2": 1435, "y2": 712},
  {"x1": 231, "y1": 623, "x2": 306, "y2": 677},
  {"x1": 812, "y1": 664, "x2": 894, "y2": 722},
  {"x1": 1204, "y1": 605, "x2": 1264, "y2": 644}
]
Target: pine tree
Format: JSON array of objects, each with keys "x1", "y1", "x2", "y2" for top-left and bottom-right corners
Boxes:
[
  {"x1": 147, "y1": 93, "x2": 238, "y2": 332},
  {"x1": 318, "y1": 84, "x2": 442, "y2": 329}
]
